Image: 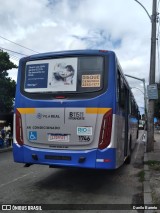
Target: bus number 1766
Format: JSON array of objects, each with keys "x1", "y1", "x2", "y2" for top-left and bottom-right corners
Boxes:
[{"x1": 79, "y1": 136, "x2": 90, "y2": 142}]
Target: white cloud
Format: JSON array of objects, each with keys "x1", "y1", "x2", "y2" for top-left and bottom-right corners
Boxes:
[{"x1": 0, "y1": 0, "x2": 157, "y2": 109}]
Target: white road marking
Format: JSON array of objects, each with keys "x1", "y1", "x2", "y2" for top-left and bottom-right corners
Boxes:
[{"x1": 0, "y1": 172, "x2": 34, "y2": 188}]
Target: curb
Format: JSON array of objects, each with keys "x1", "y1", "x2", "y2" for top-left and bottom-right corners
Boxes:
[
  {"x1": 144, "y1": 153, "x2": 154, "y2": 213},
  {"x1": 0, "y1": 147, "x2": 12, "y2": 153},
  {"x1": 143, "y1": 131, "x2": 154, "y2": 213}
]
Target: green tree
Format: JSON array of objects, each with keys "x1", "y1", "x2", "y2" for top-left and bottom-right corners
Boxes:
[{"x1": 0, "y1": 50, "x2": 17, "y2": 112}]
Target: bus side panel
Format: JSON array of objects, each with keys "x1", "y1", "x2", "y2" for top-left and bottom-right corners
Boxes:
[{"x1": 109, "y1": 114, "x2": 125, "y2": 168}]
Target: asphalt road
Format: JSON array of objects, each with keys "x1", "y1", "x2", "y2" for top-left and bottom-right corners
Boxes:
[{"x1": 0, "y1": 131, "x2": 145, "y2": 213}]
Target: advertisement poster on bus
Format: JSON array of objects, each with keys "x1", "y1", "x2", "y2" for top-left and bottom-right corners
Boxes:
[
  {"x1": 25, "y1": 58, "x2": 77, "y2": 92},
  {"x1": 48, "y1": 58, "x2": 77, "y2": 92}
]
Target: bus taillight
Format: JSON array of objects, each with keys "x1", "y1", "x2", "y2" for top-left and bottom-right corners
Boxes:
[
  {"x1": 16, "y1": 109, "x2": 24, "y2": 145},
  {"x1": 98, "y1": 109, "x2": 112, "y2": 150}
]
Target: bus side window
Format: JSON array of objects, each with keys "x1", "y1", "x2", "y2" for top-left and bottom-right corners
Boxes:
[
  {"x1": 131, "y1": 100, "x2": 137, "y2": 117},
  {"x1": 136, "y1": 106, "x2": 139, "y2": 119},
  {"x1": 120, "y1": 77, "x2": 125, "y2": 109},
  {"x1": 117, "y1": 71, "x2": 120, "y2": 103},
  {"x1": 131, "y1": 100, "x2": 134, "y2": 116},
  {"x1": 129, "y1": 94, "x2": 132, "y2": 114},
  {"x1": 117, "y1": 71, "x2": 125, "y2": 109}
]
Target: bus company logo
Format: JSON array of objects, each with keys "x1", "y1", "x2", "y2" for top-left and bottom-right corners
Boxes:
[
  {"x1": 36, "y1": 113, "x2": 42, "y2": 119},
  {"x1": 36, "y1": 113, "x2": 60, "y2": 119},
  {"x1": 69, "y1": 112, "x2": 85, "y2": 120}
]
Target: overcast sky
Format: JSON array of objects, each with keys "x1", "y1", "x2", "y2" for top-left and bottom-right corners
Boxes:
[{"x1": 0, "y1": 0, "x2": 159, "y2": 112}]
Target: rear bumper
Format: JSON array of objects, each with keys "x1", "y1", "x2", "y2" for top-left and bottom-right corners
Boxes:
[{"x1": 13, "y1": 143, "x2": 116, "y2": 169}]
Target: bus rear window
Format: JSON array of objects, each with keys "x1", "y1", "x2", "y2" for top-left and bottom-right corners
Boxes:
[{"x1": 24, "y1": 56, "x2": 104, "y2": 94}]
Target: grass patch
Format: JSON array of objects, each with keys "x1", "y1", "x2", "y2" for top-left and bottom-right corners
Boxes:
[
  {"x1": 145, "y1": 161, "x2": 160, "y2": 171},
  {"x1": 152, "y1": 191, "x2": 159, "y2": 205},
  {"x1": 137, "y1": 170, "x2": 145, "y2": 182}
]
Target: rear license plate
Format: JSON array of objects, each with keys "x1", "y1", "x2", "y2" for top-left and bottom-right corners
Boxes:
[{"x1": 48, "y1": 134, "x2": 70, "y2": 142}]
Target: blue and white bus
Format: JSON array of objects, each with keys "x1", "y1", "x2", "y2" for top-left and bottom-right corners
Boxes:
[{"x1": 13, "y1": 50, "x2": 139, "y2": 169}]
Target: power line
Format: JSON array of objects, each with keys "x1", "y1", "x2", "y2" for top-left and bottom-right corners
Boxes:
[
  {"x1": 0, "y1": 46, "x2": 28, "y2": 56},
  {"x1": 9, "y1": 52, "x2": 21, "y2": 61},
  {"x1": 0, "y1": 35, "x2": 39, "y2": 54},
  {"x1": 9, "y1": 53, "x2": 20, "y2": 60},
  {"x1": 10, "y1": 56, "x2": 19, "y2": 62},
  {"x1": 0, "y1": 47, "x2": 26, "y2": 63}
]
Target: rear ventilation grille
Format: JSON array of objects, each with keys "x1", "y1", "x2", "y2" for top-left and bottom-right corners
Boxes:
[{"x1": 45, "y1": 155, "x2": 71, "y2": 161}]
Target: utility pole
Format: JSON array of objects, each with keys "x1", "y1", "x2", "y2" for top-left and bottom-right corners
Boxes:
[{"x1": 147, "y1": 0, "x2": 157, "y2": 152}]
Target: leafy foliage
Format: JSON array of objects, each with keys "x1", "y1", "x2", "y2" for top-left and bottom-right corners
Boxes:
[{"x1": 0, "y1": 51, "x2": 17, "y2": 112}]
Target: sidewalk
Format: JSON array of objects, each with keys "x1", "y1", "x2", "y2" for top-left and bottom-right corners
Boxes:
[{"x1": 144, "y1": 131, "x2": 160, "y2": 212}]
